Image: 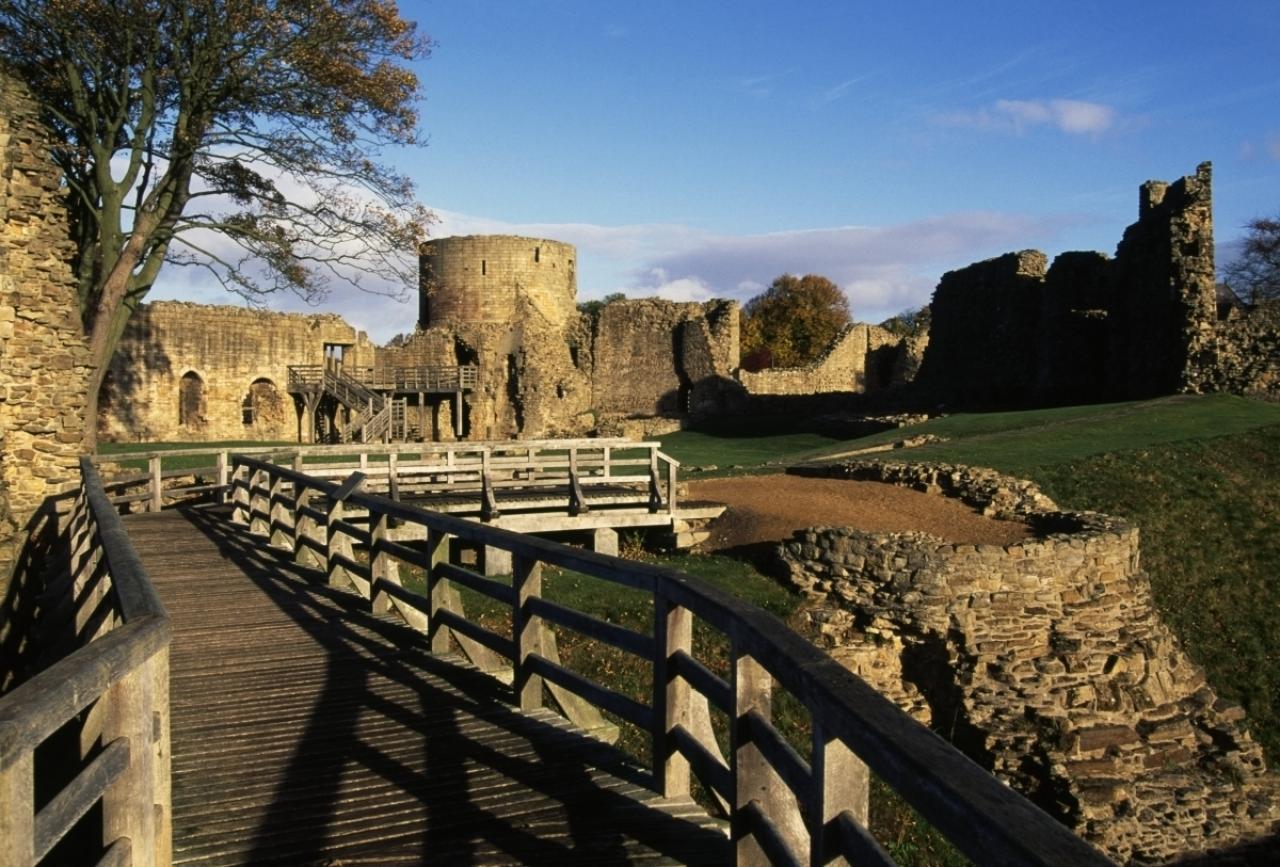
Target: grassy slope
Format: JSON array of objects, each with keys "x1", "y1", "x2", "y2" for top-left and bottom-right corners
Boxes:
[{"x1": 664, "y1": 394, "x2": 1280, "y2": 763}]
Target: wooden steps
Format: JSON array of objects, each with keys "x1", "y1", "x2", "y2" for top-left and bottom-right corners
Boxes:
[{"x1": 124, "y1": 507, "x2": 728, "y2": 866}]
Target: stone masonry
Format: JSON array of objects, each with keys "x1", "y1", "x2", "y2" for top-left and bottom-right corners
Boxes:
[
  {"x1": 779, "y1": 461, "x2": 1280, "y2": 864},
  {"x1": 736, "y1": 322, "x2": 901, "y2": 395},
  {"x1": 912, "y1": 163, "x2": 1276, "y2": 410},
  {"x1": 0, "y1": 72, "x2": 92, "y2": 592}
]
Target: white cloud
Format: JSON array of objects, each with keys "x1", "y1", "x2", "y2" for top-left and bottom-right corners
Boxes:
[
  {"x1": 154, "y1": 203, "x2": 1072, "y2": 342},
  {"x1": 940, "y1": 98, "x2": 1118, "y2": 137}
]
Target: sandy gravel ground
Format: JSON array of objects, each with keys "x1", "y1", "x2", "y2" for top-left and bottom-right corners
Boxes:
[{"x1": 688, "y1": 474, "x2": 1031, "y2": 553}]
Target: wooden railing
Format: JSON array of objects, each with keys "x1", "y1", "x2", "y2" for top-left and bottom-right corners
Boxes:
[
  {"x1": 0, "y1": 458, "x2": 171, "y2": 867},
  {"x1": 227, "y1": 455, "x2": 1114, "y2": 867},
  {"x1": 287, "y1": 364, "x2": 479, "y2": 393},
  {"x1": 91, "y1": 439, "x2": 681, "y2": 520}
]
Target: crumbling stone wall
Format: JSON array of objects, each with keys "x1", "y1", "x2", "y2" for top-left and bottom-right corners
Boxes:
[
  {"x1": 1186, "y1": 301, "x2": 1280, "y2": 400},
  {"x1": 912, "y1": 163, "x2": 1265, "y2": 410},
  {"x1": 914, "y1": 251, "x2": 1047, "y2": 407},
  {"x1": 736, "y1": 323, "x2": 901, "y2": 395},
  {"x1": 780, "y1": 461, "x2": 1280, "y2": 864},
  {"x1": 1109, "y1": 163, "x2": 1217, "y2": 399},
  {"x1": 0, "y1": 72, "x2": 91, "y2": 589},
  {"x1": 589, "y1": 298, "x2": 739, "y2": 418},
  {"x1": 101, "y1": 302, "x2": 368, "y2": 442}
]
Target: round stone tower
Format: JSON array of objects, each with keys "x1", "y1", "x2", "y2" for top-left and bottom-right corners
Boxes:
[{"x1": 419, "y1": 235, "x2": 577, "y2": 329}]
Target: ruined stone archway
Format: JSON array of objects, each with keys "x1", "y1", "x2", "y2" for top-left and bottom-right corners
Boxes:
[
  {"x1": 242, "y1": 378, "x2": 285, "y2": 432},
  {"x1": 178, "y1": 371, "x2": 206, "y2": 431}
]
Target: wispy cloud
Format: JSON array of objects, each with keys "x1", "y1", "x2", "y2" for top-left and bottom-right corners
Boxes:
[
  {"x1": 811, "y1": 74, "x2": 874, "y2": 108},
  {"x1": 735, "y1": 70, "x2": 792, "y2": 99},
  {"x1": 939, "y1": 98, "x2": 1119, "y2": 137}
]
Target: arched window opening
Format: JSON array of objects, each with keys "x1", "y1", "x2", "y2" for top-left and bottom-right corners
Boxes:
[{"x1": 179, "y1": 371, "x2": 205, "y2": 429}]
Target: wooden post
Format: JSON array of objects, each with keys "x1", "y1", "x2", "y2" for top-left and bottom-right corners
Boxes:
[
  {"x1": 325, "y1": 495, "x2": 343, "y2": 587},
  {"x1": 512, "y1": 553, "x2": 544, "y2": 710},
  {"x1": 567, "y1": 446, "x2": 588, "y2": 516},
  {"x1": 370, "y1": 511, "x2": 394, "y2": 615},
  {"x1": 733, "y1": 649, "x2": 807, "y2": 865},
  {"x1": 648, "y1": 448, "x2": 663, "y2": 512},
  {"x1": 149, "y1": 455, "x2": 162, "y2": 513},
  {"x1": 151, "y1": 646, "x2": 173, "y2": 866},
  {"x1": 216, "y1": 451, "x2": 229, "y2": 503},
  {"x1": 230, "y1": 465, "x2": 250, "y2": 524},
  {"x1": 480, "y1": 448, "x2": 499, "y2": 520},
  {"x1": 294, "y1": 485, "x2": 321, "y2": 569},
  {"x1": 602, "y1": 445, "x2": 612, "y2": 481},
  {"x1": 249, "y1": 468, "x2": 268, "y2": 536},
  {"x1": 667, "y1": 457, "x2": 678, "y2": 515},
  {"x1": 426, "y1": 527, "x2": 452, "y2": 654},
  {"x1": 102, "y1": 656, "x2": 159, "y2": 867},
  {"x1": 454, "y1": 390, "x2": 463, "y2": 438},
  {"x1": 0, "y1": 752, "x2": 35, "y2": 866},
  {"x1": 811, "y1": 719, "x2": 868, "y2": 866},
  {"x1": 269, "y1": 472, "x2": 289, "y2": 549},
  {"x1": 653, "y1": 594, "x2": 692, "y2": 798}
]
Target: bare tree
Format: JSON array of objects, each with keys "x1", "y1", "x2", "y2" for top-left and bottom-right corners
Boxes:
[
  {"x1": 1223, "y1": 215, "x2": 1280, "y2": 305},
  {"x1": 0, "y1": 0, "x2": 434, "y2": 442}
]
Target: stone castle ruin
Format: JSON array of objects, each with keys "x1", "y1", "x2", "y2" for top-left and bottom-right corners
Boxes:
[
  {"x1": 98, "y1": 163, "x2": 1277, "y2": 447},
  {"x1": 916, "y1": 163, "x2": 1279, "y2": 408}
]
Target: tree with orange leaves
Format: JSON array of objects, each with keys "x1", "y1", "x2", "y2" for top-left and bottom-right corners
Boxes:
[{"x1": 0, "y1": 0, "x2": 434, "y2": 442}]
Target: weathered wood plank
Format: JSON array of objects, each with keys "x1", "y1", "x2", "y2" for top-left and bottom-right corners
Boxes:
[{"x1": 124, "y1": 508, "x2": 727, "y2": 866}]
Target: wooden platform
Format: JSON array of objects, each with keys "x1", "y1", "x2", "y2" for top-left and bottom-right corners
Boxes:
[{"x1": 124, "y1": 507, "x2": 729, "y2": 865}]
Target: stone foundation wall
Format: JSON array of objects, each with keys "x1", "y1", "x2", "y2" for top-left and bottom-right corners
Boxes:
[
  {"x1": 780, "y1": 461, "x2": 1280, "y2": 864},
  {"x1": 101, "y1": 302, "x2": 367, "y2": 442},
  {"x1": 0, "y1": 73, "x2": 91, "y2": 590},
  {"x1": 737, "y1": 323, "x2": 900, "y2": 395}
]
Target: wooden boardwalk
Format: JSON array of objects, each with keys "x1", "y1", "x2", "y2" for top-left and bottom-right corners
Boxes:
[{"x1": 124, "y1": 507, "x2": 729, "y2": 866}]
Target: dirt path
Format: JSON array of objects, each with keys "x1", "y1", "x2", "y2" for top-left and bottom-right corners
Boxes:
[{"x1": 688, "y1": 474, "x2": 1031, "y2": 552}]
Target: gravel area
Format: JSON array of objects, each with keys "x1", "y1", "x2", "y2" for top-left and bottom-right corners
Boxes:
[{"x1": 689, "y1": 473, "x2": 1032, "y2": 552}]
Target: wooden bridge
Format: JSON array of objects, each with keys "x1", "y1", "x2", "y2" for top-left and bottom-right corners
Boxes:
[{"x1": 0, "y1": 453, "x2": 1117, "y2": 866}]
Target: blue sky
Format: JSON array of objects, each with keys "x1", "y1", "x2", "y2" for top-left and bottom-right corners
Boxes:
[{"x1": 156, "y1": 0, "x2": 1280, "y2": 342}]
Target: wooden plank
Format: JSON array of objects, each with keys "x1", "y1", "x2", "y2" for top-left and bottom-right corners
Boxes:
[{"x1": 123, "y1": 509, "x2": 729, "y2": 866}]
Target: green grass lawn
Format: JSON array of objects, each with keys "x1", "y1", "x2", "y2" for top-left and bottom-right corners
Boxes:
[{"x1": 666, "y1": 394, "x2": 1280, "y2": 764}]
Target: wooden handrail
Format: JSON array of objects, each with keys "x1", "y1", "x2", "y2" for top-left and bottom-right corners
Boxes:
[
  {"x1": 226, "y1": 454, "x2": 1114, "y2": 867},
  {"x1": 0, "y1": 458, "x2": 171, "y2": 867},
  {"x1": 91, "y1": 439, "x2": 681, "y2": 520}
]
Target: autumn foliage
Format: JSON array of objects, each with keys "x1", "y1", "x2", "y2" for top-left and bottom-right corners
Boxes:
[{"x1": 740, "y1": 274, "x2": 852, "y2": 370}]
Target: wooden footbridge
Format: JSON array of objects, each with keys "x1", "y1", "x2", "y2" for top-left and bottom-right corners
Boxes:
[{"x1": 0, "y1": 447, "x2": 1116, "y2": 866}]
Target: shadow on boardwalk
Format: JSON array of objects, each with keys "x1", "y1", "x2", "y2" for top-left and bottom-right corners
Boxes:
[{"x1": 129, "y1": 506, "x2": 727, "y2": 865}]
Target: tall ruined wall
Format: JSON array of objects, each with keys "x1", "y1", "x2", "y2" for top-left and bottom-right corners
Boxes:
[
  {"x1": 781, "y1": 461, "x2": 1280, "y2": 864},
  {"x1": 1109, "y1": 163, "x2": 1216, "y2": 399},
  {"x1": 420, "y1": 235, "x2": 577, "y2": 330},
  {"x1": 912, "y1": 163, "x2": 1240, "y2": 410},
  {"x1": 737, "y1": 323, "x2": 900, "y2": 395},
  {"x1": 914, "y1": 250, "x2": 1047, "y2": 407},
  {"x1": 1035, "y1": 252, "x2": 1112, "y2": 407},
  {"x1": 101, "y1": 302, "x2": 365, "y2": 442},
  {"x1": 589, "y1": 298, "x2": 739, "y2": 417},
  {"x1": 0, "y1": 74, "x2": 91, "y2": 591}
]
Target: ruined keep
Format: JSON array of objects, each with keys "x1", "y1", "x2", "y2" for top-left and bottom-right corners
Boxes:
[
  {"x1": 781, "y1": 461, "x2": 1280, "y2": 864},
  {"x1": 914, "y1": 162, "x2": 1277, "y2": 408},
  {"x1": 0, "y1": 73, "x2": 92, "y2": 593}
]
